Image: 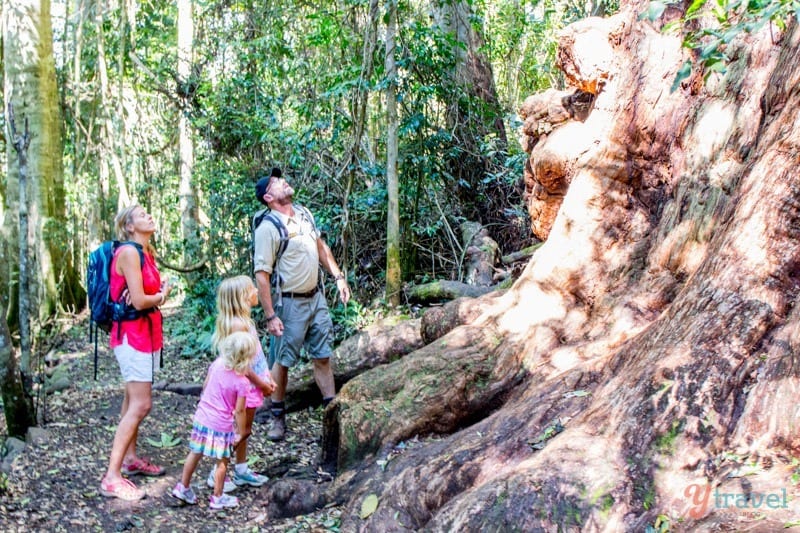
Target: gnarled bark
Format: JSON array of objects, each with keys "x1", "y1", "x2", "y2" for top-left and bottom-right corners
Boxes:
[{"x1": 316, "y1": 3, "x2": 800, "y2": 531}]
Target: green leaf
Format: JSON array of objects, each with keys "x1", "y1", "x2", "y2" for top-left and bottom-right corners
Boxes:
[
  {"x1": 360, "y1": 494, "x2": 379, "y2": 519},
  {"x1": 146, "y1": 432, "x2": 182, "y2": 448},
  {"x1": 686, "y1": 0, "x2": 709, "y2": 19},
  {"x1": 671, "y1": 60, "x2": 693, "y2": 93}
]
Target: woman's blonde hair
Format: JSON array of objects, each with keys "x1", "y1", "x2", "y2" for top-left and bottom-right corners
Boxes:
[
  {"x1": 211, "y1": 275, "x2": 256, "y2": 352},
  {"x1": 114, "y1": 205, "x2": 156, "y2": 256},
  {"x1": 218, "y1": 331, "x2": 257, "y2": 375}
]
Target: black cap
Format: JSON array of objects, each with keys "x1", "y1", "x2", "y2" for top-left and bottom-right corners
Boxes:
[{"x1": 255, "y1": 167, "x2": 282, "y2": 205}]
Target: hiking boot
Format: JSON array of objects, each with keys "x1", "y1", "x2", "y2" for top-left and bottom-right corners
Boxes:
[
  {"x1": 171, "y1": 482, "x2": 197, "y2": 505},
  {"x1": 267, "y1": 412, "x2": 286, "y2": 441},
  {"x1": 233, "y1": 467, "x2": 268, "y2": 487},
  {"x1": 207, "y1": 470, "x2": 237, "y2": 493},
  {"x1": 209, "y1": 493, "x2": 239, "y2": 510}
]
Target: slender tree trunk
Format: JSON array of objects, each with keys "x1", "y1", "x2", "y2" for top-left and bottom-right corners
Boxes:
[
  {"x1": 94, "y1": 0, "x2": 129, "y2": 209},
  {"x1": 177, "y1": 0, "x2": 201, "y2": 261},
  {"x1": 384, "y1": 0, "x2": 401, "y2": 306},
  {"x1": 8, "y1": 107, "x2": 33, "y2": 393},
  {"x1": 0, "y1": 302, "x2": 35, "y2": 438}
]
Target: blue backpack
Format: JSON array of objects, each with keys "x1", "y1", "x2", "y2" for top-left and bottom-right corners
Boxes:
[{"x1": 87, "y1": 240, "x2": 151, "y2": 379}]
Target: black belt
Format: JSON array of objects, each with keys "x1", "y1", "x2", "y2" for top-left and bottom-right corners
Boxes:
[{"x1": 283, "y1": 287, "x2": 318, "y2": 299}]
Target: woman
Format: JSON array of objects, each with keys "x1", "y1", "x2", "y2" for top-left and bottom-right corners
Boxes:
[{"x1": 99, "y1": 205, "x2": 172, "y2": 501}]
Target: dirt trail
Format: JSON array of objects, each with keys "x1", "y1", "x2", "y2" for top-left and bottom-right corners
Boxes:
[{"x1": 0, "y1": 310, "x2": 340, "y2": 532}]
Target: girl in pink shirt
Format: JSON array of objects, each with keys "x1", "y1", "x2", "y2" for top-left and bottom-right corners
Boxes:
[
  {"x1": 171, "y1": 331, "x2": 256, "y2": 510},
  {"x1": 204, "y1": 276, "x2": 275, "y2": 491}
]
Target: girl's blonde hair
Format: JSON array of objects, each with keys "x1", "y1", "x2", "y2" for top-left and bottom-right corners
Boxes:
[
  {"x1": 114, "y1": 205, "x2": 156, "y2": 256},
  {"x1": 218, "y1": 331, "x2": 257, "y2": 375},
  {"x1": 211, "y1": 275, "x2": 256, "y2": 352}
]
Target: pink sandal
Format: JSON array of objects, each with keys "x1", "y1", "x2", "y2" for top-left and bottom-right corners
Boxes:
[
  {"x1": 100, "y1": 476, "x2": 145, "y2": 501},
  {"x1": 121, "y1": 457, "x2": 165, "y2": 477}
]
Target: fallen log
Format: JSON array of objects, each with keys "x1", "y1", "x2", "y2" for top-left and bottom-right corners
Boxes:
[
  {"x1": 405, "y1": 280, "x2": 495, "y2": 304},
  {"x1": 420, "y1": 291, "x2": 506, "y2": 344},
  {"x1": 500, "y1": 242, "x2": 543, "y2": 265}
]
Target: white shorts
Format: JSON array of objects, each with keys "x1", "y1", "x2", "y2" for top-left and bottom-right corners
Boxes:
[{"x1": 114, "y1": 336, "x2": 161, "y2": 383}]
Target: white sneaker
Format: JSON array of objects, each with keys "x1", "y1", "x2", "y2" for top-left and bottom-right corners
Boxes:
[
  {"x1": 207, "y1": 470, "x2": 237, "y2": 493},
  {"x1": 209, "y1": 493, "x2": 239, "y2": 510},
  {"x1": 233, "y1": 467, "x2": 269, "y2": 487}
]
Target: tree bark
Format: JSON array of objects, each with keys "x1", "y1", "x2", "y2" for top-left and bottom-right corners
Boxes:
[
  {"x1": 318, "y1": 4, "x2": 800, "y2": 530},
  {"x1": 460, "y1": 221, "x2": 499, "y2": 287},
  {"x1": 267, "y1": 318, "x2": 424, "y2": 414},
  {"x1": 419, "y1": 293, "x2": 504, "y2": 345},
  {"x1": 384, "y1": 0, "x2": 401, "y2": 306},
  {"x1": 177, "y1": 0, "x2": 201, "y2": 264},
  {"x1": 0, "y1": 290, "x2": 35, "y2": 438},
  {"x1": 3, "y1": 0, "x2": 83, "y2": 320}
]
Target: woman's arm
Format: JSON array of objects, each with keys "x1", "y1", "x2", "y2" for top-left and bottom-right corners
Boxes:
[{"x1": 116, "y1": 246, "x2": 164, "y2": 310}]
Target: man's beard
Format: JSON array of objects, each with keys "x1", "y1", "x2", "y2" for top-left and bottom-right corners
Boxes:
[{"x1": 276, "y1": 189, "x2": 294, "y2": 205}]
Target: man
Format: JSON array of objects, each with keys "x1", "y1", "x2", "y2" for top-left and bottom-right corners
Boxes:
[{"x1": 253, "y1": 167, "x2": 351, "y2": 441}]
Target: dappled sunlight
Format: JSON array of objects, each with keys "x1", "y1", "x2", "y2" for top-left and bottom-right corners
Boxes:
[
  {"x1": 603, "y1": 305, "x2": 648, "y2": 343},
  {"x1": 729, "y1": 208, "x2": 770, "y2": 272},
  {"x1": 685, "y1": 101, "x2": 737, "y2": 166},
  {"x1": 535, "y1": 173, "x2": 606, "y2": 274},
  {"x1": 547, "y1": 346, "x2": 584, "y2": 373},
  {"x1": 651, "y1": 220, "x2": 709, "y2": 274},
  {"x1": 495, "y1": 285, "x2": 566, "y2": 335}
]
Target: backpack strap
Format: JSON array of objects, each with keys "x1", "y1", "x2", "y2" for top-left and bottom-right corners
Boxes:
[
  {"x1": 113, "y1": 240, "x2": 145, "y2": 269},
  {"x1": 294, "y1": 205, "x2": 325, "y2": 291},
  {"x1": 253, "y1": 209, "x2": 289, "y2": 291}
]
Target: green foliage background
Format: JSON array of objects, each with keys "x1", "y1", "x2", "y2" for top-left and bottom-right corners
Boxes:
[{"x1": 13, "y1": 0, "x2": 620, "y2": 356}]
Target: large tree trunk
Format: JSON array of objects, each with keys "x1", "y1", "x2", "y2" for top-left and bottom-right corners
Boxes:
[
  {"x1": 429, "y1": 0, "x2": 509, "y2": 225},
  {"x1": 311, "y1": 3, "x2": 800, "y2": 530},
  {"x1": 3, "y1": 0, "x2": 83, "y2": 321}
]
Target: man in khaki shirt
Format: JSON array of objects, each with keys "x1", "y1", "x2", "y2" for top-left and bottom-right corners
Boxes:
[{"x1": 254, "y1": 168, "x2": 351, "y2": 441}]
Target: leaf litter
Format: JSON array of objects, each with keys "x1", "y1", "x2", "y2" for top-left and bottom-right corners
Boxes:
[{"x1": 0, "y1": 309, "x2": 343, "y2": 532}]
